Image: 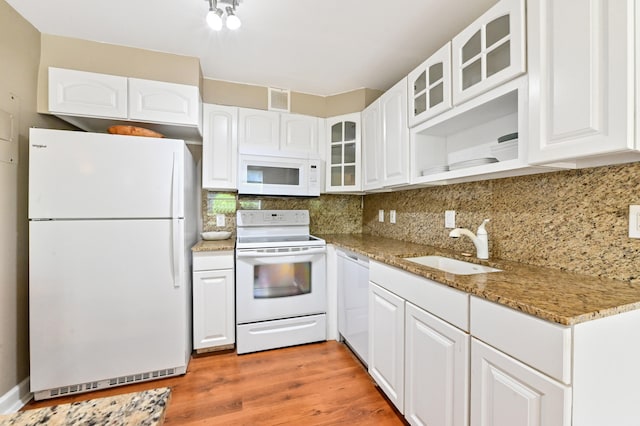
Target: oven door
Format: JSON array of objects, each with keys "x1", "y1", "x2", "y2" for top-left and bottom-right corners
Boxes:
[{"x1": 235, "y1": 246, "x2": 326, "y2": 324}]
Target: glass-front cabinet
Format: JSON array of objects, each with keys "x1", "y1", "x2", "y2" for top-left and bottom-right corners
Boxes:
[
  {"x1": 451, "y1": 0, "x2": 525, "y2": 105},
  {"x1": 408, "y1": 43, "x2": 452, "y2": 127},
  {"x1": 325, "y1": 113, "x2": 361, "y2": 192}
]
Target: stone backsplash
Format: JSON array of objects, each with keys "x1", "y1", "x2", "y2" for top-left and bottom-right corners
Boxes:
[
  {"x1": 202, "y1": 192, "x2": 363, "y2": 235},
  {"x1": 200, "y1": 162, "x2": 639, "y2": 283},
  {"x1": 364, "y1": 162, "x2": 640, "y2": 283}
]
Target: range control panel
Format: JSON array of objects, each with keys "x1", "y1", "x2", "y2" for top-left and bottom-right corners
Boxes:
[{"x1": 237, "y1": 210, "x2": 309, "y2": 227}]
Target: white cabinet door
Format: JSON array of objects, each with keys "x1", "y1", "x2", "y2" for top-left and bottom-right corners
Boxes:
[
  {"x1": 405, "y1": 302, "x2": 469, "y2": 426},
  {"x1": 408, "y1": 43, "x2": 452, "y2": 127},
  {"x1": 48, "y1": 67, "x2": 128, "y2": 119},
  {"x1": 381, "y1": 78, "x2": 409, "y2": 187},
  {"x1": 202, "y1": 104, "x2": 238, "y2": 190},
  {"x1": 128, "y1": 78, "x2": 201, "y2": 126},
  {"x1": 192, "y1": 252, "x2": 235, "y2": 351},
  {"x1": 369, "y1": 282, "x2": 405, "y2": 412},
  {"x1": 362, "y1": 100, "x2": 383, "y2": 191},
  {"x1": 280, "y1": 114, "x2": 319, "y2": 154},
  {"x1": 528, "y1": 0, "x2": 635, "y2": 164},
  {"x1": 470, "y1": 338, "x2": 571, "y2": 426},
  {"x1": 452, "y1": 0, "x2": 526, "y2": 105},
  {"x1": 238, "y1": 108, "x2": 280, "y2": 151},
  {"x1": 326, "y1": 113, "x2": 362, "y2": 192}
]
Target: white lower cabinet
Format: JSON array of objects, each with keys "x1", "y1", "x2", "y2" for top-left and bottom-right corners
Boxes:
[
  {"x1": 368, "y1": 282, "x2": 405, "y2": 412},
  {"x1": 368, "y1": 261, "x2": 470, "y2": 423},
  {"x1": 405, "y1": 302, "x2": 469, "y2": 426},
  {"x1": 192, "y1": 251, "x2": 235, "y2": 351},
  {"x1": 471, "y1": 338, "x2": 571, "y2": 426}
]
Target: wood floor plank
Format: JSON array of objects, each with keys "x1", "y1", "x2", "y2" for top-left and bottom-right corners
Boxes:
[{"x1": 24, "y1": 341, "x2": 406, "y2": 425}]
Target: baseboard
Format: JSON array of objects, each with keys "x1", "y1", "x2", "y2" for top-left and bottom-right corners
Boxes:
[{"x1": 0, "y1": 377, "x2": 32, "y2": 414}]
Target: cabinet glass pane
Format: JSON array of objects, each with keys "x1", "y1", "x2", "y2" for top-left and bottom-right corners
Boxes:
[
  {"x1": 344, "y1": 143, "x2": 356, "y2": 164},
  {"x1": 429, "y1": 83, "x2": 444, "y2": 108},
  {"x1": 345, "y1": 121, "x2": 356, "y2": 141},
  {"x1": 462, "y1": 30, "x2": 481, "y2": 63},
  {"x1": 486, "y1": 15, "x2": 510, "y2": 48},
  {"x1": 414, "y1": 93, "x2": 427, "y2": 115},
  {"x1": 462, "y1": 59, "x2": 482, "y2": 89},
  {"x1": 331, "y1": 166, "x2": 342, "y2": 186},
  {"x1": 414, "y1": 71, "x2": 427, "y2": 94},
  {"x1": 344, "y1": 166, "x2": 356, "y2": 186},
  {"x1": 331, "y1": 145, "x2": 342, "y2": 165},
  {"x1": 331, "y1": 123, "x2": 343, "y2": 143},
  {"x1": 487, "y1": 41, "x2": 511, "y2": 77},
  {"x1": 429, "y1": 63, "x2": 443, "y2": 85}
]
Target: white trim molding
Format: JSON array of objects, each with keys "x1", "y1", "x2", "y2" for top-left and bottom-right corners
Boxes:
[{"x1": 0, "y1": 377, "x2": 33, "y2": 414}]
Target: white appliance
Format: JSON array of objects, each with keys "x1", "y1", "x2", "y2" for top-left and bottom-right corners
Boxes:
[
  {"x1": 238, "y1": 152, "x2": 321, "y2": 196},
  {"x1": 337, "y1": 249, "x2": 369, "y2": 365},
  {"x1": 28, "y1": 128, "x2": 197, "y2": 400},
  {"x1": 235, "y1": 210, "x2": 327, "y2": 354}
]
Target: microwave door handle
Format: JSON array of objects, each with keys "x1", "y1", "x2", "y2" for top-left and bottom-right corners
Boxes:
[{"x1": 236, "y1": 247, "x2": 326, "y2": 258}]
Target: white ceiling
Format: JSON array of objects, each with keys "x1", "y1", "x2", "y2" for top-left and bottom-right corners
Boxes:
[{"x1": 7, "y1": 0, "x2": 498, "y2": 96}]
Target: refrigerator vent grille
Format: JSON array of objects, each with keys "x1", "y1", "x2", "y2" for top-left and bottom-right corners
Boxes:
[{"x1": 43, "y1": 368, "x2": 177, "y2": 399}]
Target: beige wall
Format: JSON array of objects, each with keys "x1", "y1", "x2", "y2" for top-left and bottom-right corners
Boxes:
[
  {"x1": 0, "y1": 0, "x2": 71, "y2": 398},
  {"x1": 37, "y1": 34, "x2": 202, "y2": 113},
  {"x1": 364, "y1": 162, "x2": 640, "y2": 283},
  {"x1": 202, "y1": 79, "x2": 382, "y2": 118}
]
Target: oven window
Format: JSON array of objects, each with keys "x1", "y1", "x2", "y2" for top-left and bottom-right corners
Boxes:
[{"x1": 254, "y1": 262, "x2": 311, "y2": 298}]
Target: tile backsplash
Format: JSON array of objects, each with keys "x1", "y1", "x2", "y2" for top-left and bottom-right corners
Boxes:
[{"x1": 364, "y1": 162, "x2": 640, "y2": 283}]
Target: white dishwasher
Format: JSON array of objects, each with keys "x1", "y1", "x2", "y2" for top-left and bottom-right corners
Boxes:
[{"x1": 337, "y1": 249, "x2": 369, "y2": 365}]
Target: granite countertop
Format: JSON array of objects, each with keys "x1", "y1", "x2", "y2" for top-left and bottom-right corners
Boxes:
[
  {"x1": 192, "y1": 239, "x2": 235, "y2": 252},
  {"x1": 0, "y1": 388, "x2": 170, "y2": 426},
  {"x1": 319, "y1": 233, "x2": 640, "y2": 326}
]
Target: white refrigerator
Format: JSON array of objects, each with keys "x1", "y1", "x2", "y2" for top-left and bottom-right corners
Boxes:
[{"x1": 28, "y1": 128, "x2": 197, "y2": 400}]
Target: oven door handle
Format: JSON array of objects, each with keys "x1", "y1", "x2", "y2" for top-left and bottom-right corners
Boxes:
[{"x1": 236, "y1": 247, "x2": 326, "y2": 258}]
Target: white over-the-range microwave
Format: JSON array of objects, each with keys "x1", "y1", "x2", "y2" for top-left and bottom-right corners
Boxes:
[{"x1": 238, "y1": 150, "x2": 322, "y2": 197}]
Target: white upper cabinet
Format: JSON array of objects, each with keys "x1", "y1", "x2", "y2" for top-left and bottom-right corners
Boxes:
[
  {"x1": 380, "y1": 78, "x2": 410, "y2": 187},
  {"x1": 408, "y1": 43, "x2": 452, "y2": 127},
  {"x1": 48, "y1": 67, "x2": 202, "y2": 140},
  {"x1": 49, "y1": 67, "x2": 128, "y2": 119},
  {"x1": 280, "y1": 113, "x2": 320, "y2": 153},
  {"x1": 528, "y1": 0, "x2": 638, "y2": 166},
  {"x1": 238, "y1": 108, "x2": 280, "y2": 151},
  {"x1": 452, "y1": 0, "x2": 526, "y2": 105},
  {"x1": 128, "y1": 78, "x2": 201, "y2": 127},
  {"x1": 326, "y1": 113, "x2": 362, "y2": 192},
  {"x1": 362, "y1": 78, "x2": 409, "y2": 191},
  {"x1": 238, "y1": 108, "x2": 321, "y2": 156},
  {"x1": 202, "y1": 104, "x2": 238, "y2": 191},
  {"x1": 362, "y1": 100, "x2": 383, "y2": 191}
]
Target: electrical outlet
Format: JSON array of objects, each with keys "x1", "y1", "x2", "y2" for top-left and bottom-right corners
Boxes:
[
  {"x1": 445, "y1": 210, "x2": 456, "y2": 228},
  {"x1": 378, "y1": 209, "x2": 384, "y2": 223},
  {"x1": 390, "y1": 210, "x2": 396, "y2": 224},
  {"x1": 630, "y1": 205, "x2": 640, "y2": 238},
  {"x1": 216, "y1": 214, "x2": 225, "y2": 227}
]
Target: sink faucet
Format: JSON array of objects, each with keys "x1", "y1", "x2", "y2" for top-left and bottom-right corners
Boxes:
[{"x1": 449, "y1": 219, "x2": 490, "y2": 259}]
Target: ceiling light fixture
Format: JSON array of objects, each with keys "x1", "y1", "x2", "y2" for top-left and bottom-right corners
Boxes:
[{"x1": 205, "y1": 0, "x2": 242, "y2": 31}]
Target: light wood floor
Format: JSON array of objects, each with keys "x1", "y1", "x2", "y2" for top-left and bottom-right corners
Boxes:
[{"x1": 26, "y1": 341, "x2": 407, "y2": 425}]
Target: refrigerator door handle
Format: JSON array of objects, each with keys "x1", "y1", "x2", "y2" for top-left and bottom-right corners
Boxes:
[
  {"x1": 171, "y1": 218, "x2": 182, "y2": 288},
  {"x1": 171, "y1": 152, "x2": 181, "y2": 219}
]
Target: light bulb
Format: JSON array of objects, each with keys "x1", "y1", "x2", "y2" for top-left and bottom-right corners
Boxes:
[
  {"x1": 225, "y1": 7, "x2": 241, "y2": 30},
  {"x1": 206, "y1": 9, "x2": 223, "y2": 31}
]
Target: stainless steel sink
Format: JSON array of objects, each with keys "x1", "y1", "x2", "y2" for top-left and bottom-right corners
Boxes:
[{"x1": 404, "y1": 255, "x2": 501, "y2": 275}]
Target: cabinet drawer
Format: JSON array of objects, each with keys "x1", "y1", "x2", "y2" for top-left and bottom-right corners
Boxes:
[
  {"x1": 193, "y1": 251, "x2": 234, "y2": 271},
  {"x1": 370, "y1": 261, "x2": 468, "y2": 331},
  {"x1": 470, "y1": 296, "x2": 572, "y2": 384}
]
